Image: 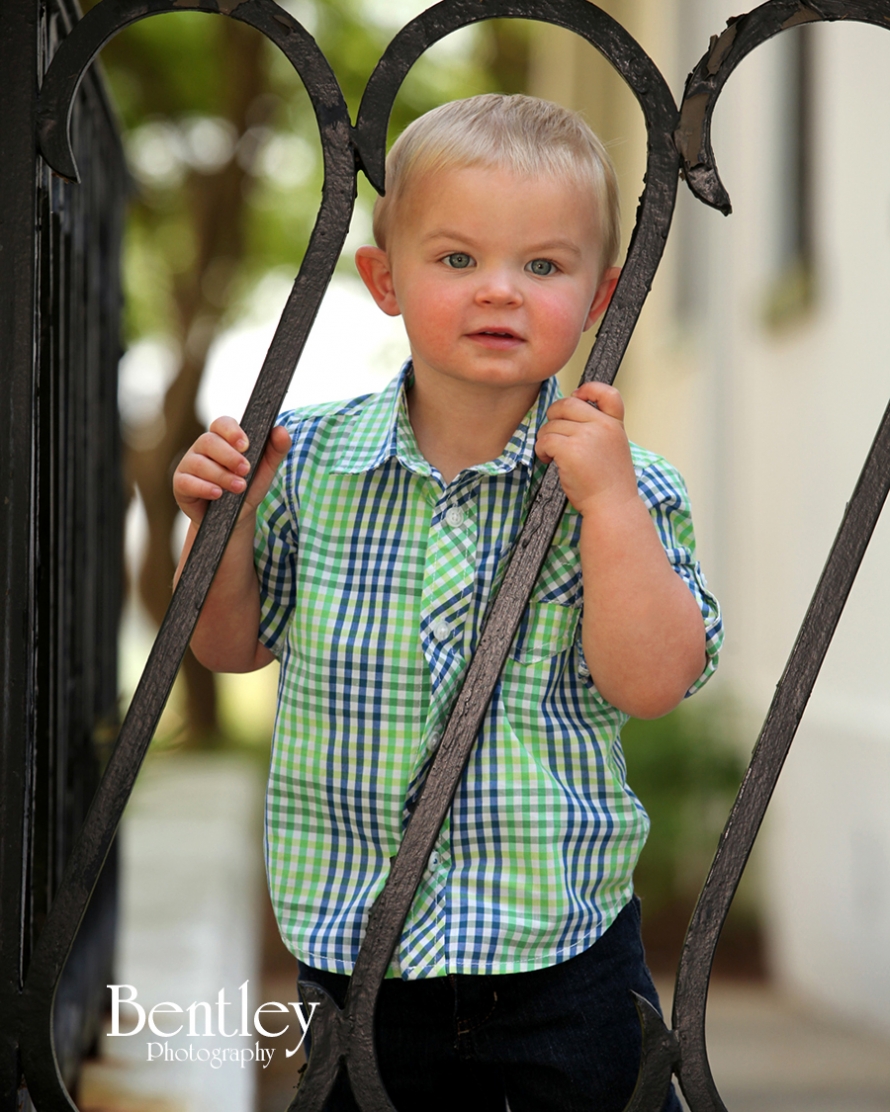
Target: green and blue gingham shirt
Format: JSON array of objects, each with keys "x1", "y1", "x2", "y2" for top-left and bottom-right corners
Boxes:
[{"x1": 255, "y1": 364, "x2": 722, "y2": 979}]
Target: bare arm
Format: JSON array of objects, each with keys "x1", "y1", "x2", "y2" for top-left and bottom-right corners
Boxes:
[
  {"x1": 173, "y1": 416, "x2": 292, "y2": 673},
  {"x1": 535, "y1": 382, "x2": 705, "y2": 719}
]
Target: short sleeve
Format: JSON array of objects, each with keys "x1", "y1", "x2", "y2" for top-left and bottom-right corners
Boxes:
[
  {"x1": 254, "y1": 439, "x2": 298, "y2": 659},
  {"x1": 635, "y1": 456, "x2": 723, "y2": 697}
]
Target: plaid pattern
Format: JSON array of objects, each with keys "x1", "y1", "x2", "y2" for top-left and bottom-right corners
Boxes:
[{"x1": 255, "y1": 364, "x2": 722, "y2": 979}]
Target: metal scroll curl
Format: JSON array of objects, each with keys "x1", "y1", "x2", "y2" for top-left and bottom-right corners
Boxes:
[
  {"x1": 30, "y1": 2, "x2": 682, "y2": 1109},
  {"x1": 25, "y1": 2, "x2": 890, "y2": 1112},
  {"x1": 668, "y1": 6, "x2": 890, "y2": 1112},
  {"x1": 294, "y1": 7, "x2": 682, "y2": 1112},
  {"x1": 25, "y1": 3, "x2": 356, "y2": 1110}
]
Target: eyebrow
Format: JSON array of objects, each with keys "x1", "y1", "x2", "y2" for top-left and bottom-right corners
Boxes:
[
  {"x1": 527, "y1": 240, "x2": 584, "y2": 258},
  {"x1": 421, "y1": 229, "x2": 478, "y2": 245},
  {"x1": 422, "y1": 230, "x2": 584, "y2": 257}
]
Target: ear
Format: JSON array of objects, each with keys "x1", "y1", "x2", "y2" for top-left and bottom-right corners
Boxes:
[
  {"x1": 583, "y1": 266, "x2": 621, "y2": 331},
  {"x1": 355, "y1": 246, "x2": 401, "y2": 317}
]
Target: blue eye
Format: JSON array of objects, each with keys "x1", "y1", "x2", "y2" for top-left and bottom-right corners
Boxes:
[
  {"x1": 527, "y1": 259, "x2": 557, "y2": 276},
  {"x1": 443, "y1": 253, "x2": 473, "y2": 269}
]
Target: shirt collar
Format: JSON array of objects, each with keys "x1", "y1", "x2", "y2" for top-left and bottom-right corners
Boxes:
[
  {"x1": 332, "y1": 361, "x2": 561, "y2": 478},
  {"x1": 331, "y1": 363, "x2": 408, "y2": 474}
]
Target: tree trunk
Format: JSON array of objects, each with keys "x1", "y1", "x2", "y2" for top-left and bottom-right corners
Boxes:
[{"x1": 126, "y1": 20, "x2": 272, "y2": 747}]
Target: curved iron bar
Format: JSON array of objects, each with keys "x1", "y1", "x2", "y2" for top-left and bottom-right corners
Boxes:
[
  {"x1": 622, "y1": 996, "x2": 681, "y2": 1112},
  {"x1": 291, "y1": 3, "x2": 683, "y2": 1110},
  {"x1": 32, "y1": 3, "x2": 890, "y2": 1111},
  {"x1": 24, "y1": 3, "x2": 356, "y2": 1108},
  {"x1": 670, "y1": 4, "x2": 890, "y2": 1110},
  {"x1": 676, "y1": 0, "x2": 890, "y2": 215},
  {"x1": 673, "y1": 417, "x2": 890, "y2": 1112},
  {"x1": 31, "y1": 1, "x2": 686, "y2": 1109}
]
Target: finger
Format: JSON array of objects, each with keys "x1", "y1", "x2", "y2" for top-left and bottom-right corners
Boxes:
[
  {"x1": 544, "y1": 396, "x2": 615, "y2": 429},
  {"x1": 538, "y1": 418, "x2": 587, "y2": 441},
  {"x1": 247, "y1": 426, "x2": 292, "y2": 506},
  {"x1": 209, "y1": 415, "x2": 250, "y2": 452},
  {"x1": 545, "y1": 398, "x2": 596, "y2": 425},
  {"x1": 571, "y1": 382, "x2": 624, "y2": 421},
  {"x1": 190, "y1": 430, "x2": 251, "y2": 478},
  {"x1": 534, "y1": 438, "x2": 555, "y2": 465},
  {"x1": 254, "y1": 426, "x2": 291, "y2": 480},
  {"x1": 177, "y1": 451, "x2": 248, "y2": 495},
  {"x1": 266, "y1": 424, "x2": 292, "y2": 461},
  {"x1": 173, "y1": 471, "x2": 227, "y2": 506}
]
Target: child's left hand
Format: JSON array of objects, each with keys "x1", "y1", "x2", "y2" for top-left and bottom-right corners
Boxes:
[
  {"x1": 536, "y1": 380, "x2": 705, "y2": 717},
  {"x1": 535, "y1": 382, "x2": 638, "y2": 516}
]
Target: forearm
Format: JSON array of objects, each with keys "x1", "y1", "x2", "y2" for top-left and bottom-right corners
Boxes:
[
  {"x1": 579, "y1": 494, "x2": 705, "y2": 719},
  {"x1": 174, "y1": 513, "x2": 274, "y2": 673}
]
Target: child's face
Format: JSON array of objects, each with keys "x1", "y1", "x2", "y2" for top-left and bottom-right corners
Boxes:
[{"x1": 356, "y1": 165, "x2": 619, "y2": 402}]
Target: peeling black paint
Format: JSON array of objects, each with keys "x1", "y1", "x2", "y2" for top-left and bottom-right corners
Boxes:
[
  {"x1": 782, "y1": 5, "x2": 823, "y2": 26},
  {"x1": 706, "y1": 23, "x2": 738, "y2": 74}
]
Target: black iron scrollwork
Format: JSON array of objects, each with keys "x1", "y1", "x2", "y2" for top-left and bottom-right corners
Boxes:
[
  {"x1": 27, "y1": 5, "x2": 355, "y2": 1111},
  {"x1": 668, "y1": 5, "x2": 890, "y2": 1111},
  {"x1": 24, "y1": 2, "x2": 890, "y2": 1111}
]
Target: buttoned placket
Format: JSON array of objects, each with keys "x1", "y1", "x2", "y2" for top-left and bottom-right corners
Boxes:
[
  {"x1": 395, "y1": 471, "x2": 483, "y2": 977},
  {"x1": 385, "y1": 369, "x2": 554, "y2": 977}
]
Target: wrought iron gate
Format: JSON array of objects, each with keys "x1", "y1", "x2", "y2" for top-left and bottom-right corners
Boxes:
[
  {"x1": 4, "y1": 0, "x2": 890, "y2": 1110},
  {"x1": 0, "y1": 0, "x2": 128, "y2": 1109}
]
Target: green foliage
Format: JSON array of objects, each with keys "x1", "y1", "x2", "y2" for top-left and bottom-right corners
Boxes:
[
  {"x1": 81, "y1": 0, "x2": 530, "y2": 743},
  {"x1": 84, "y1": 0, "x2": 531, "y2": 345},
  {"x1": 621, "y1": 699, "x2": 746, "y2": 913}
]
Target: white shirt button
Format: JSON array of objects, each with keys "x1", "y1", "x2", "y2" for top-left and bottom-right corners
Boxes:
[
  {"x1": 433, "y1": 620, "x2": 451, "y2": 643},
  {"x1": 429, "y1": 732, "x2": 442, "y2": 751},
  {"x1": 428, "y1": 852, "x2": 440, "y2": 870},
  {"x1": 444, "y1": 506, "x2": 465, "y2": 527}
]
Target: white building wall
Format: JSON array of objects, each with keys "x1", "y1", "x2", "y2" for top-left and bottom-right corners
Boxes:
[
  {"x1": 747, "y1": 20, "x2": 890, "y2": 1032},
  {"x1": 532, "y1": 3, "x2": 890, "y2": 1032}
]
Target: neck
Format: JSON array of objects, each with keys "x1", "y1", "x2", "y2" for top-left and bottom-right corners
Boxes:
[{"x1": 406, "y1": 372, "x2": 541, "y2": 484}]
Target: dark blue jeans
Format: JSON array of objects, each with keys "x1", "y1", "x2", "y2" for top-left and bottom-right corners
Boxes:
[{"x1": 298, "y1": 897, "x2": 681, "y2": 1112}]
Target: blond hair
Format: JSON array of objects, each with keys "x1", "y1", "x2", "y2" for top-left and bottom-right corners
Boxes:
[{"x1": 372, "y1": 94, "x2": 620, "y2": 273}]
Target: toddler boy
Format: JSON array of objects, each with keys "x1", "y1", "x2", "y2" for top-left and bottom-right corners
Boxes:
[{"x1": 173, "y1": 94, "x2": 722, "y2": 1112}]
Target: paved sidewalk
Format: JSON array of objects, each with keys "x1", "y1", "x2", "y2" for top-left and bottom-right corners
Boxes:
[
  {"x1": 79, "y1": 753, "x2": 266, "y2": 1112},
  {"x1": 79, "y1": 754, "x2": 890, "y2": 1111},
  {"x1": 660, "y1": 979, "x2": 890, "y2": 1112}
]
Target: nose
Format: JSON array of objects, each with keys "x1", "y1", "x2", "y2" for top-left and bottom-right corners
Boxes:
[{"x1": 474, "y1": 266, "x2": 522, "y2": 306}]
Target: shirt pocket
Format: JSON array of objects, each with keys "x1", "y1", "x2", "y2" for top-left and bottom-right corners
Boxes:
[
  {"x1": 531, "y1": 510, "x2": 583, "y2": 608},
  {"x1": 510, "y1": 600, "x2": 581, "y2": 664}
]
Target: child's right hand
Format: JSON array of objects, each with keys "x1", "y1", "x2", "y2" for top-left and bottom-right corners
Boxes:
[{"x1": 173, "y1": 416, "x2": 292, "y2": 527}]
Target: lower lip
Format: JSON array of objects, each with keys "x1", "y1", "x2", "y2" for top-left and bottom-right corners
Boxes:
[{"x1": 468, "y1": 332, "x2": 524, "y2": 350}]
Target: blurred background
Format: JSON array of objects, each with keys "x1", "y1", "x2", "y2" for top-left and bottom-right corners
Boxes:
[{"x1": 73, "y1": 1, "x2": 890, "y2": 1109}]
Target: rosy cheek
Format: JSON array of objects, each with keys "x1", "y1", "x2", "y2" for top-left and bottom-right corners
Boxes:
[{"x1": 538, "y1": 298, "x2": 583, "y2": 330}]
